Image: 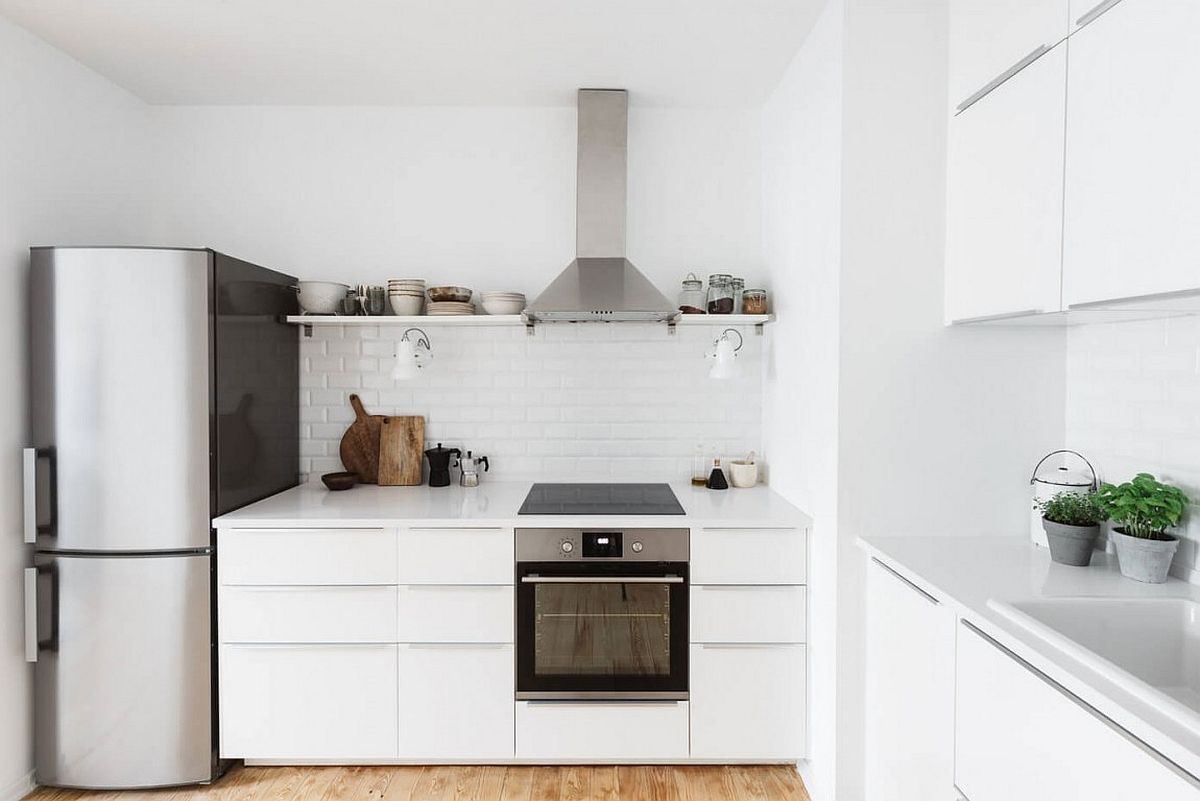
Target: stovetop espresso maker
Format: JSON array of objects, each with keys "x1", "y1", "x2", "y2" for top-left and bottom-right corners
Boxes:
[{"x1": 424, "y1": 442, "x2": 461, "y2": 487}]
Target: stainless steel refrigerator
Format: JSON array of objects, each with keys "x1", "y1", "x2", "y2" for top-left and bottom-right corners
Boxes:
[{"x1": 24, "y1": 247, "x2": 299, "y2": 789}]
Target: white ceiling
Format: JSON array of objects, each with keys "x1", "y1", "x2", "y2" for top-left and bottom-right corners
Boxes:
[{"x1": 0, "y1": 0, "x2": 825, "y2": 107}]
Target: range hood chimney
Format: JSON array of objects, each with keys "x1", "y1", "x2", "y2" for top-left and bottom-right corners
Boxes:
[{"x1": 523, "y1": 89, "x2": 678, "y2": 324}]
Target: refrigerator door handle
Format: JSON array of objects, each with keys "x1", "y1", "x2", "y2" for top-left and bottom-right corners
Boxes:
[
  {"x1": 24, "y1": 567, "x2": 37, "y2": 662},
  {"x1": 22, "y1": 448, "x2": 36, "y2": 543}
]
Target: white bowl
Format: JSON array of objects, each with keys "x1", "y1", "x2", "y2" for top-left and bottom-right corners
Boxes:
[
  {"x1": 482, "y1": 299, "x2": 526, "y2": 315},
  {"x1": 389, "y1": 295, "x2": 424, "y2": 316},
  {"x1": 295, "y1": 281, "x2": 350, "y2": 315}
]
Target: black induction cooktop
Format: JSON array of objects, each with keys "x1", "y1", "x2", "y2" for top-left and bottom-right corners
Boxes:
[{"x1": 518, "y1": 483, "x2": 686, "y2": 516}]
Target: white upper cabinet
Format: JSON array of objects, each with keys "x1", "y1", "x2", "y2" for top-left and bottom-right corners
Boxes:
[
  {"x1": 948, "y1": 0, "x2": 1069, "y2": 113},
  {"x1": 1062, "y1": 0, "x2": 1200, "y2": 307},
  {"x1": 945, "y1": 44, "x2": 1067, "y2": 322}
]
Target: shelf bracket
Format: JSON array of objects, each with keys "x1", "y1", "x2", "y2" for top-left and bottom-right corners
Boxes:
[
  {"x1": 525, "y1": 321, "x2": 536, "y2": 337},
  {"x1": 667, "y1": 321, "x2": 677, "y2": 337},
  {"x1": 302, "y1": 323, "x2": 313, "y2": 338},
  {"x1": 755, "y1": 322, "x2": 765, "y2": 336}
]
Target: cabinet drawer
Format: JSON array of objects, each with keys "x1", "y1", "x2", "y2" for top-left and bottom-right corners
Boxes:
[
  {"x1": 691, "y1": 585, "x2": 806, "y2": 643},
  {"x1": 398, "y1": 527, "x2": 512, "y2": 584},
  {"x1": 221, "y1": 528, "x2": 396, "y2": 585},
  {"x1": 397, "y1": 585, "x2": 513, "y2": 643},
  {"x1": 398, "y1": 644, "x2": 514, "y2": 759},
  {"x1": 691, "y1": 528, "x2": 805, "y2": 584},
  {"x1": 690, "y1": 643, "x2": 806, "y2": 759},
  {"x1": 956, "y1": 623, "x2": 1198, "y2": 801},
  {"x1": 516, "y1": 701, "x2": 689, "y2": 760},
  {"x1": 220, "y1": 644, "x2": 397, "y2": 759},
  {"x1": 221, "y1": 586, "x2": 398, "y2": 643}
]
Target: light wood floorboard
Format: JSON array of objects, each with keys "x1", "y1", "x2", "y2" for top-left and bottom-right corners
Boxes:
[{"x1": 24, "y1": 766, "x2": 809, "y2": 801}]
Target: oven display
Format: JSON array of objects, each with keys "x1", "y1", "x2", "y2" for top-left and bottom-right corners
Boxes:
[{"x1": 583, "y1": 532, "x2": 622, "y2": 558}]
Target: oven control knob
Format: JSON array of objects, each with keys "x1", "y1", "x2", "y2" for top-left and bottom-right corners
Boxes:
[
  {"x1": 560, "y1": 540, "x2": 574, "y2": 554},
  {"x1": 631, "y1": 541, "x2": 644, "y2": 553}
]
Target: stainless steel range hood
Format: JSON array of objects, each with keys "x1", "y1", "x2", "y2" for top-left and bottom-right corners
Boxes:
[{"x1": 523, "y1": 90, "x2": 678, "y2": 324}]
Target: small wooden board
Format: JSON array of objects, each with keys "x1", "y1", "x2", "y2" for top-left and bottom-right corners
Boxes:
[
  {"x1": 338, "y1": 394, "x2": 384, "y2": 484},
  {"x1": 378, "y1": 415, "x2": 426, "y2": 486}
]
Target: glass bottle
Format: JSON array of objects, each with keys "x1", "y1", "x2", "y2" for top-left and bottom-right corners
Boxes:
[
  {"x1": 691, "y1": 445, "x2": 708, "y2": 486},
  {"x1": 706, "y1": 274, "x2": 734, "y2": 314},
  {"x1": 678, "y1": 273, "x2": 706, "y2": 315},
  {"x1": 730, "y1": 277, "x2": 745, "y2": 313}
]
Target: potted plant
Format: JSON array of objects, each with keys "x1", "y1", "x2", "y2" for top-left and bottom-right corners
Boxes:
[
  {"x1": 1095, "y1": 473, "x2": 1190, "y2": 584},
  {"x1": 1036, "y1": 491, "x2": 1106, "y2": 566}
]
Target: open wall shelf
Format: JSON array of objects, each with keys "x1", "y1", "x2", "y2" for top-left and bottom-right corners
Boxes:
[{"x1": 286, "y1": 314, "x2": 775, "y2": 336}]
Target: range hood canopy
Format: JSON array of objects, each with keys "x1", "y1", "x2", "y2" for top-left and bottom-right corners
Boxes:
[{"x1": 524, "y1": 89, "x2": 678, "y2": 324}]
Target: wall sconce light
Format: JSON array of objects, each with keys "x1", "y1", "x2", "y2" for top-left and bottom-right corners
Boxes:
[
  {"x1": 706, "y1": 328, "x2": 743, "y2": 380},
  {"x1": 392, "y1": 328, "x2": 432, "y2": 381}
]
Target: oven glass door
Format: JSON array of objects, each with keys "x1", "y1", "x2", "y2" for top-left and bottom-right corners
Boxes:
[{"x1": 516, "y1": 561, "x2": 688, "y2": 699}]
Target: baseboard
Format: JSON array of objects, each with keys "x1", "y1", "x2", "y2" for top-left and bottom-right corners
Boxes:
[{"x1": 0, "y1": 771, "x2": 35, "y2": 801}]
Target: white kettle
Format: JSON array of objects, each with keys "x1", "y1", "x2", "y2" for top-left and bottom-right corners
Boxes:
[{"x1": 1029, "y1": 450, "x2": 1097, "y2": 548}]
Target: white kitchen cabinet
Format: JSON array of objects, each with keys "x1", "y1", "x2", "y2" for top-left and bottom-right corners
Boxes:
[
  {"x1": 945, "y1": 43, "x2": 1067, "y2": 323},
  {"x1": 1062, "y1": 0, "x2": 1200, "y2": 307},
  {"x1": 691, "y1": 585, "x2": 806, "y2": 644},
  {"x1": 220, "y1": 643, "x2": 398, "y2": 760},
  {"x1": 956, "y1": 622, "x2": 1199, "y2": 801},
  {"x1": 516, "y1": 701, "x2": 689, "y2": 761},
  {"x1": 220, "y1": 528, "x2": 396, "y2": 585},
  {"x1": 396, "y1": 584, "x2": 513, "y2": 643},
  {"x1": 689, "y1": 644, "x2": 806, "y2": 760},
  {"x1": 397, "y1": 643, "x2": 514, "y2": 759},
  {"x1": 691, "y1": 528, "x2": 804, "y2": 584},
  {"x1": 220, "y1": 585, "x2": 398, "y2": 643},
  {"x1": 948, "y1": 0, "x2": 1069, "y2": 113},
  {"x1": 397, "y1": 527, "x2": 512, "y2": 584},
  {"x1": 864, "y1": 558, "x2": 957, "y2": 801}
]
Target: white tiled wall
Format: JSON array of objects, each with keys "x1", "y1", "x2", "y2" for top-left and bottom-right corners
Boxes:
[
  {"x1": 1066, "y1": 316, "x2": 1200, "y2": 582},
  {"x1": 299, "y1": 323, "x2": 763, "y2": 483}
]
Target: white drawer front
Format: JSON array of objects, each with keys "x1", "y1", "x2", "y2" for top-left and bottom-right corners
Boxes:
[
  {"x1": 220, "y1": 644, "x2": 397, "y2": 760},
  {"x1": 221, "y1": 586, "x2": 398, "y2": 643},
  {"x1": 398, "y1": 527, "x2": 512, "y2": 584},
  {"x1": 397, "y1": 585, "x2": 513, "y2": 643},
  {"x1": 690, "y1": 644, "x2": 806, "y2": 759},
  {"x1": 221, "y1": 528, "x2": 396, "y2": 585},
  {"x1": 691, "y1": 585, "x2": 806, "y2": 643},
  {"x1": 516, "y1": 701, "x2": 689, "y2": 761},
  {"x1": 398, "y1": 644, "x2": 514, "y2": 759},
  {"x1": 691, "y1": 528, "x2": 805, "y2": 584}
]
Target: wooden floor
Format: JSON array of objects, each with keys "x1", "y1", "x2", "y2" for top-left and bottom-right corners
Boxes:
[{"x1": 26, "y1": 764, "x2": 810, "y2": 801}]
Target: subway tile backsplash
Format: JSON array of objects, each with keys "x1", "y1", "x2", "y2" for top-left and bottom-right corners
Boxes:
[
  {"x1": 1066, "y1": 316, "x2": 1200, "y2": 583},
  {"x1": 298, "y1": 323, "x2": 763, "y2": 484}
]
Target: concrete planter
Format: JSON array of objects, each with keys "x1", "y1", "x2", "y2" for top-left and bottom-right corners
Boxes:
[
  {"x1": 1110, "y1": 528, "x2": 1180, "y2": 584},
  {"x1": 1041, "y1": 519, "x2": 1100, "y2": 566}
]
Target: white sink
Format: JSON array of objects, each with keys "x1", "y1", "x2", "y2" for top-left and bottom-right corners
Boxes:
[{"x1": 989, "y1": 597, "x2": 1200, "y2": 730}]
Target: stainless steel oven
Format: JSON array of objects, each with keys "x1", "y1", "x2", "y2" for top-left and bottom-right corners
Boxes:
[{"x1": 515, "y1": 528, "x2": 689, "y2": 700}]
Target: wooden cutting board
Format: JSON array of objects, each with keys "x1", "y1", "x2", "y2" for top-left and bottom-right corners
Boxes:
[
  {"x1": 378, "y1": 416, "x2": 426, "y2": 486},
  {"x1": 338, "y1": 394, "x2": 385, "y2": 484}
]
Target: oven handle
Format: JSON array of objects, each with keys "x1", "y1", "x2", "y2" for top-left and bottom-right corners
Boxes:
[{"x1": 520, "y1": 575, "x2": 685, "y2": 584}]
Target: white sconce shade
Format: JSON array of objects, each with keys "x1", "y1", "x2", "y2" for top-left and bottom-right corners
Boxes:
[
  {"x1": 706, "y1": 328, "x2": 743, "y2": 380},
  {"x1": 392, "y1": 328, "x2": 432, "y2": 381}
]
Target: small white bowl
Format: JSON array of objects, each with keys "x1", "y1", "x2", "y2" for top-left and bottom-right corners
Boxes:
[
  {"x1": 730, "y1": 460, "x2": 758, "y2": 488},
  {"x1": 389, "y1": 295, "x2": 424, "y2": 316},
  {"x1": 482, "y1": 299, "x2": 526, "y2": 315}
]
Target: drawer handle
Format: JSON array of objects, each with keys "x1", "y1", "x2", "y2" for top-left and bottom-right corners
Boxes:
[
  {"x1": 956, "y1": 45, "x2": 1051, "y2": 114},
  {"x1": 521, "y1": 576, "x2": 684, "y2": 584},
  {"x1": 697, "y1": 643, "x2": 795, "y2": 650},
  {"x1": 1076, "y1": 0, "x2": 1122, "y2": 27},
  {"x1": 404, "y1": 642, "x2": 509, "y2": 650},
  {"x1": 871, "y1": 558, "x2": 940, "y2": 605}
]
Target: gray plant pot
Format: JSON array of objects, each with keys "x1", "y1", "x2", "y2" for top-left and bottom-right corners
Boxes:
[
  {"x1": 1110, "y1": 528, "x2": 1180, "y2": 584},
  {"x1": 1042, "y1": 519, "x2": 1100, "y2": 566}
]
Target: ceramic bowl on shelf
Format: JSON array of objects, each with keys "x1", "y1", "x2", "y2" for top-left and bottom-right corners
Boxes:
[
  {"x1": 295, "y1": 281, "x2": 351, "y2": 315},
  {"x1": 427, "y1": 286, "x2": 473, "y2": 303},
  {"x1": 480, "y1": 292, "x2": 526, "y2": 315},
  {"x1": 389, "y1": 295, "x2": 424, "y2": 316}
]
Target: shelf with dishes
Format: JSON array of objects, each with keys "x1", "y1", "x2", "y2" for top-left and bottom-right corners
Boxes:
[{"x1": 286, "y1": 313, "x2": 776, "y2": 336}]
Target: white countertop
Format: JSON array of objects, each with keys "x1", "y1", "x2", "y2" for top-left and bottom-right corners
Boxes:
[
  {"x1": 214, "y1": 480, "x2": 811, "y2": 530},
  {"x1": 859, "y1": 534, "x2": 1200, "y2": 780}
]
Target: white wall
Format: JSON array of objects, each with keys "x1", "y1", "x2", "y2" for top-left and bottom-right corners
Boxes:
[
  {"x1": 1067, "y1": 317, "x2": 1200, "y2": 583},
  {"x1": 0, "y1": 15, "x2": 152, "y2": 799},
  {"x1": 299, "y1": 322, "x2": 764, "y2": 482},
  {"x1": 145, "y1": 105, "x2": 765, "y2": 296},
  {"x1": 761, "y1": 1, "x2": 843, "y2": 796}
]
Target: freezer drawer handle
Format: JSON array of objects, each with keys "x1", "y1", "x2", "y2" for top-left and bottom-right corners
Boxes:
[
  {"x1": 24, "y1": 568, "x2": 36, "y2": 662},
  {"x1": 22, "y1": 447, "x2": 57, "y2": 542}
]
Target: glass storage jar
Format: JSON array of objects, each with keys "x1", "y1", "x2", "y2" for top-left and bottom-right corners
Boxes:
[
  {"x1": 730, "y1": 277, "x2": 745, "y2": 313},
  {"x1": 678, "y1": 273, "x2": 706, "y2": 314},
  {"x1": 706, "y1": 274, "x2": 734, "y2": 314},
  {"x1": 742, "y1": 289, "x2": 768, "y2": 315}
]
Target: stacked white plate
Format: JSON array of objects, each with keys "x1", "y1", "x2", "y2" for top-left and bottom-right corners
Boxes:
[
  {"x1": 480, "y1": 291, "x2": 526, "y2": 315},
  {"x1": 388, "y1": 279, "x2": 425, "y2": 315},
  {"x1": 426, "y1": 300, "x2": 476, "y2": 316}
]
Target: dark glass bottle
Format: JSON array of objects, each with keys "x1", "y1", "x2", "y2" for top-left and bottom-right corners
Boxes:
[{"x1": 706, "y1": 458, "x2": 729, "y2": 490}]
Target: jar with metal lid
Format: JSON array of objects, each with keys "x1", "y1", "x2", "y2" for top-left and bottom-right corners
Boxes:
[
  {"x1": 742, "y1": 289, "x2": 768, "y2": 315},
  {"x1": 678, "y1": 273, "x2": 706, "y2": 314},
  {"x1": 706, "y1": 274, "x2": 734, "y2": 314},
  {"x1": 730, "y1": 277, "x2": 745, "y2": 313}
]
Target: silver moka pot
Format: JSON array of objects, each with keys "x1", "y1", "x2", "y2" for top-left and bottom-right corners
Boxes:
[{"x1": 458, "y1": 451, "x2": 490, "y2": 487}]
